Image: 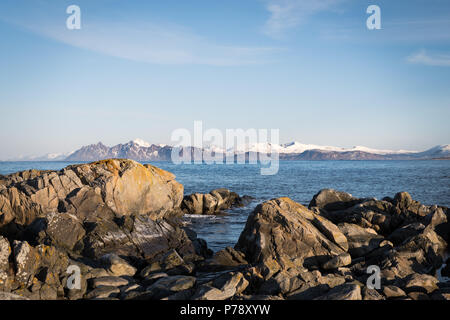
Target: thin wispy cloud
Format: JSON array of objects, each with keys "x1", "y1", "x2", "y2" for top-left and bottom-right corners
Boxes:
[
  {"x1": 262, "y1": 0, "x2": 344, "y2": 38},
  {"x1": 407, "y1": 50, "x2": 450, "y2": 67},
  {"x1": 0, "y1": 3, "x2": 279, "y2": 66}
]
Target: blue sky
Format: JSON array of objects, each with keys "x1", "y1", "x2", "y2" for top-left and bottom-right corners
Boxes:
[{"x1": 0, "y1": 0, "x2": 449, "y2": 159}]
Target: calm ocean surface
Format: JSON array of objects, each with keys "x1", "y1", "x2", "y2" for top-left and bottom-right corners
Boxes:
[{"x1": 1, "y1": 160, "x2": 449, "y2": 252}]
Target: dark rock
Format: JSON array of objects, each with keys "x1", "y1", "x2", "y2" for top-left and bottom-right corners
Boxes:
[
  {"x1": 90, "y1": 276, "x2": 130, "y2": 288},
  {"x1": 337, "y1": 223, "x2": 383, "y2": 258},
  {"x1": 387, "y1": 223, "x2": 425, "y2": 246},
  {"x1": 86, "y1": 286, "x2": 120, "y2": 299},
  {"x1": 181, "y1": 188, "x2": 252, "y2": 215},
  {"x1": 258, "y1": 270, "x2": 303, "y2": 295},
  {"x1": 404, "y1": 273, "x2": 439, "y2": 294},
  {"x1": 309, "y1": 189, "x2": 360, "y2": 212},
  {"x1": 27, "y1": 212, "x2": 86, "y2": 251},
  {"x1": 145, "y1": 275, "x2": 196, "y2": 299}
]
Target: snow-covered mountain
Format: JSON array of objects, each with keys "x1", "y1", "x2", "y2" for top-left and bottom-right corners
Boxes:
[
  {"x1": 7, "y1": 140, "x2": 450, "y2": 161},
  {"x1": 65, "y1": 139, "x2": 173, "y2": 161},
  {"x1": 219, "y1": 141, "x2": 419, "y2": 155}
]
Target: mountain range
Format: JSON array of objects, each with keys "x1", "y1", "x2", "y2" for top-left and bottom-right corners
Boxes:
[{"x1": 7, "y1": 139, "x2": 450, "y2": 161}]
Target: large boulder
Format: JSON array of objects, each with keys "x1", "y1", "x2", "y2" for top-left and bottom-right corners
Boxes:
[
  {"x1": 236, "y1": 197, "x2": 346, "y2": 271},
  {"x1": 0, "y1": 159, "x2": 184, "y2": 230}
]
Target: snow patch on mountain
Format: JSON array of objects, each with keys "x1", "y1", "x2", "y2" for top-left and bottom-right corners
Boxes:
[{"x1": 131, "y1": 138, "x2": 151, "y2": 148}]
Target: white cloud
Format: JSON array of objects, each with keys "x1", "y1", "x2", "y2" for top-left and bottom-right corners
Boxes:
[
  {"x1": 407, "y1": 50, "x2": 450, "y2": 67},
  {"x1": 262, "y1": 0, "x2": 344, "y2": 38}
]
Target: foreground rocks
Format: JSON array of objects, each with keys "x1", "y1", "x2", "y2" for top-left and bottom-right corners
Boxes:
[
  {"x1": 0, "y1": 160, "x2": 211, "y2": 300},
  {"x1": 0, "y1": 161, "x2": 449, "y2": 301}
]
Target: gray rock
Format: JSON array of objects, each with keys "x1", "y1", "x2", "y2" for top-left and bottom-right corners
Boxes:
[
  {"x1": 100, "y1": 254, "x2": 136, "y2": 277},
  {"x1": 404, "y1": 273, "x2": 439, "y2": 294},
  {"x1": 314, "y1": 283, "x2": 362, "y2": 300},
  {"x1": 259, "y1": 271, "x2": 303, "y2": 295},
  {"x1": 0, "y1": 292, "x2": 30, "y2": 300},
  {"x1": 212, "y1": 272, "x2": 249, "y2": 297},
  {"x1": 338, "y1": 223, "x2": 383, "y2": 258},
  {"x1": 145, "y1": 275, "x2": 196, "y2": 299},
  {"x1": 86, "y1": 286, "x2": 120, "y2": 299},
  {"x1": 309, "y1": 189, "x2": 359, "y2": 212},
  {"x1": 13, "y1": 240, "x2": 37, "y2": 287},
  {"x1": 0, "y1": 236, "x2": 11, "y2": 289},
  {"x1": 193, "y1": 284, "x2": 232, "y2": 300},
  {"x1": 91, "y1": 276, "x2": 130, "y2": 288},
  {"x1": 362, "y1": 286, "x2": 385, "y2": 300},
  {"x1": 383, "y1": 285, "x2": 406, "y2": 298},
  {"x1": 322, "y1": 253, "x2": 352, "y2": 270},
  {"x1": 236, "y1": 198, "x2": 345, "y2": 272}
]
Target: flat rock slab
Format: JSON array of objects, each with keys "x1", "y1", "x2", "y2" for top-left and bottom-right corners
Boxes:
[
  {"x1": 86, "y1": 286, "x2": 121, "y2": 299},
  {"x1": 315, "y1": 284, "x2": 362, "y2": 300},
  {"x1": 91, "y1": 276, "x2": 130, "y2": 288}
]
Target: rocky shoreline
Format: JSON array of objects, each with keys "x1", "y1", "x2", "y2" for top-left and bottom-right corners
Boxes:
[{"x1": 0, "y1": 159, "x2": 448, "y2": 300}]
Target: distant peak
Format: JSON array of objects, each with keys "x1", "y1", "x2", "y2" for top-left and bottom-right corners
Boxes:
[{"x1": 131, "y1": 138, "x2": 151, "y2": 148}]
